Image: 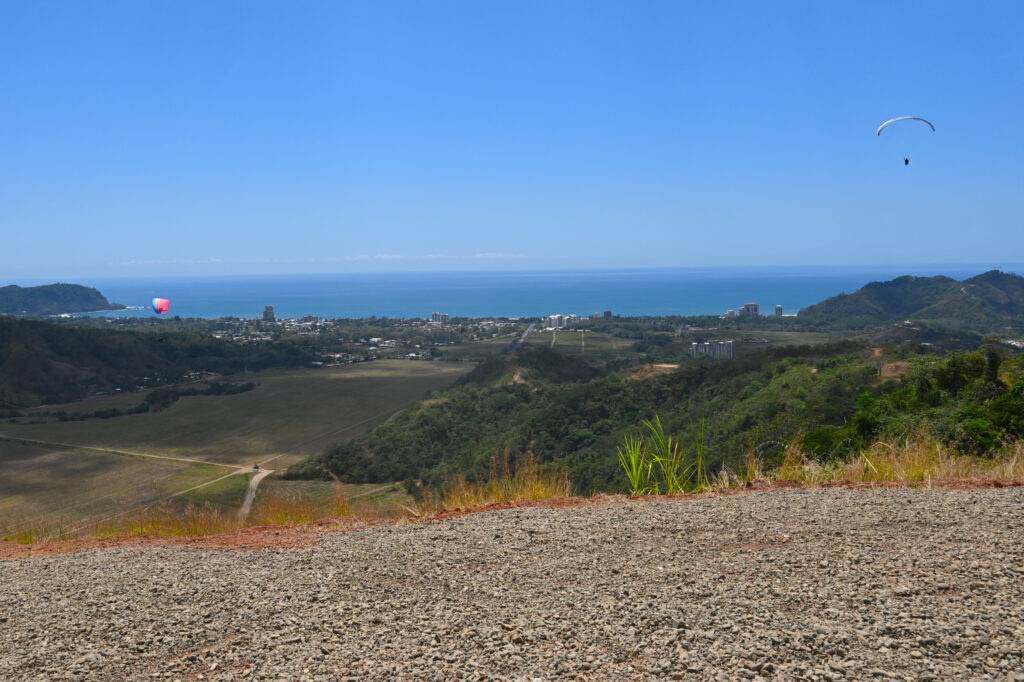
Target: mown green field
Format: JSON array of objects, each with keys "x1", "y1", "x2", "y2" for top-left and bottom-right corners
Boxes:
[
  {"x1": 1, "y1": 360, "x2": 471, "y2": 467},
  {"x1": 0, "y1": 360, "x2": 471, "y2": 530},
  {"x1": 437, "y1": 336, "x2": 514, "y2": 360},
  {"x1": 175, "y1": 472, "x2": 253, "y2": 509},
  {"x1": 520, "y1": 328, "x2": 845, "y2": 361},
  {"x1": 734, "y1": 330, "x2": 844, "y2": 348},
  {"x1": 0, "y1": 439, "x2": 230, "y2": 523},
  {"x1": 520, "y1": 329, "x2": 643, "y2": 360},
  {"x1": 20, "y1": 388, "x2": 154, "y2": 415}
]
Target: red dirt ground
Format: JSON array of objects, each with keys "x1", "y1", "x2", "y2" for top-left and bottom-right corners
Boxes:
[{"x1": 2, "y1": 479, "x2": 1020, "y2": 560}]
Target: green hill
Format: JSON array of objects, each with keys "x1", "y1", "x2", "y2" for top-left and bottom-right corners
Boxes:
[
  {"x1": 799, "y1": 270, "x2": 1024, "y2": 331},
  {"x1": 287, "y1": 343, "x2": 882, "y2": 492},
  {"x1": 0, "y1": 283, "x2": 126, "y2": 315},
  {"x1": 288, "y1": 340, "x2": 1024, "y2": 494}
]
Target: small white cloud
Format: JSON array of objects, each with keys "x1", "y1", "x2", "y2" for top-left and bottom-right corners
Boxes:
[
  {"x1": 473, "y1": 252, "x2": 527, "y2": 259},
  {"x1": 120, "y1": 257, "x2": 224, "y2": 266}
]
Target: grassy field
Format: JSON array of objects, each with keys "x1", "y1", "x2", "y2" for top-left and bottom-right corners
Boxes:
[
  {"x1": 519, "y1": 328, "x2": 845, "y2": 362},
  {"x1": 253, "y1": 478, "x2": 410, "y2": 520},
  {"x1": 0, "y1": 439, "x2": 229, "y2": 524},
  {"x1": 520, "y1": 329, "x2": 644, "y2": 361},
  {"x1": 437, "y1": 336, "x2": 516, "y2": 361},
  {"x1": 0, "y1": 360, "x2": 471, "y2": 533},
  {"x1": 1, "y1": 360, "x2": 471, "y2": 468},
  {"x1": 176, "y1": 472, "x2": 252, "y2": 509},
  {"x1": 734, "y1": 330, "x2": 843, "y2": 348},
  {"x1": 20, "y1": 388, "x2": 155, "y2": 415}
]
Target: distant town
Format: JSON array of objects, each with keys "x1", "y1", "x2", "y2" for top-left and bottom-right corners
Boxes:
[
  {"x1": 149, "y1": 298, "x2": 795, "y2": 366},
  {"x1": 537, "y1": 302, "x2": 791, "y2": 361}
]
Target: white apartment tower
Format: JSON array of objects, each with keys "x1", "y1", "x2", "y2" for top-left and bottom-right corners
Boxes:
[{"x1": 688, "y1": 340, "x2": 734, "y2": 360}]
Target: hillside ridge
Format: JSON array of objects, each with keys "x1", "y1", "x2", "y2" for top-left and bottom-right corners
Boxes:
[
  {"x1": 799, "y1": 269, "x2": 1024, "y2": 325},
  {"x1": 0, "y1": 282, "x2": 125, "y2": 315}
]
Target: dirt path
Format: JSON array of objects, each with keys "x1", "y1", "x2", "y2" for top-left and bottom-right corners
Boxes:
[
  {"x1": 0, "y1": 434, "x2": 238, "y2": 469},
  {"x1": 237, "y1": 470, "x2": 272, "y2": 520},
  {"x1": 510, "y1": 322, "x2": 536, "y2": 352},
  {"x1": 348, "y1": 483, "x2": 395, "y2": 500}
]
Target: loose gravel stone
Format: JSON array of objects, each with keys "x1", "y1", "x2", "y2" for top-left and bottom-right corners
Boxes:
[{"x1": 1, "y1": 488, "x2": 1023, "y2": 680}]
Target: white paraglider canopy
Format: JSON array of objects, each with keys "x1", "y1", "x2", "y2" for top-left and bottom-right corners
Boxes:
[{"x1": 876, "y1": 116, "x2": 935, "y2": 136}]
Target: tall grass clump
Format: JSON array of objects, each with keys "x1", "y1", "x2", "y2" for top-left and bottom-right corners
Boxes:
[
  {"x1": 772, "y1": 441, "x2": 836, "y2": 485},
  {"x1": 618, "y1": 433, "x2": 655, "y2": 495},
  {"x1": 617, "y1": 416, "x2": 714, "y2": 495},
  {"x1": 742, "y1": 447, "x2": 764, "y2": 483},
  {"x1": 1, "y1": 517, "x2": 74, "y2": 545},
  {"x1": 645, "y1": 416, "x2": 688, "y2": 494},
  {"x1": 693, "y1": 418, "x2": 710, "y2": 490},
  {"x1": 842, "y1": 437, "x2": 1024, "y2": 483},
  {"x1": 409, "y1": 451, "x2": 572, "y2": 516},
  {"x1": 772, "y1": 436, "x2": 1024, "y2": 485},
  {"x1": 248, "y1": 490, "x2": 321, "y2": 526},
  {"x1": 90, "y1": 502, "x2": 240, "y2": 538},
  {"x1": 327, "y1": 473, "x2": 354, "y2": 517}
]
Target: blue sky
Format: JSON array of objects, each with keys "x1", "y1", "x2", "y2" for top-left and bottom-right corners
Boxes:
[{"x1": 2, "y1": 1, "x2": 1023, "y2": 279}]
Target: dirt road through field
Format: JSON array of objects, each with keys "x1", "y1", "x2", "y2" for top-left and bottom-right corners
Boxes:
[
  {"x1": 237, "y1": 469, "x2": 272, "y2": 520},
  {"x1": 0, "y1": 434, "x2": 238, "y2": 469}
]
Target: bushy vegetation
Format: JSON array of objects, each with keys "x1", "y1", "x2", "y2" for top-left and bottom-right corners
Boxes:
[
  {"x1": 288, "y1": 338, "x2": 1024, "y2": 495},
  {"x1": 144, "y1": 381, "x2": 255, "y2": 409},
  {"x1": 286, "y1": 342, "x2": 867, "y2": 491},
  {"x1": 799, "y1": 345, "x2": 1024, "y2": 459}
]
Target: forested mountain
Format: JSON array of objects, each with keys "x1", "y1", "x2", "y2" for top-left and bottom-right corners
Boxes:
[
  {"x1": 799, "y1": 270, "x2": 1024, "y2": 331},
  {"x1": 0, "y1": 283, "x2": 125, "y2": 315},
  {"x1": 287, "y1": 341, "x2": 1024, "y2": 494},
  {"x1": 0, "y1": 318, "x2": 314, "y2": 407}
]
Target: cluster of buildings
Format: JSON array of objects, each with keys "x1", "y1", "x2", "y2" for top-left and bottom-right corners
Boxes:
[
  {"x1": 264, "y1": 304, "x2": 448, "y2": 325},
  {"x1": 546, "y1": 313, "x2": 580, "y2": 329},
  {"x1": 723, "y1": 303, "x2": 784, "y2": 318},
  {"x1": 688, "y1": 340, "x2": 734, "y2": 359},
  {"x1": 546, "y1": 311, "x2": 612, "y2": 329}
]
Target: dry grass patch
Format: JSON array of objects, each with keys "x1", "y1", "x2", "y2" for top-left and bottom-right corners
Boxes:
[
  {"x1": 409, "y1": 453, "x2": 572, "y2": 516},
  {"x1": 768, "y1": 437, "x2": 1024, "y2": 486}
]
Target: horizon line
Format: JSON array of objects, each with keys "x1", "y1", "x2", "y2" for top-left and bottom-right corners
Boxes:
[{"x1": 8, "y1": 262, "x2": 1023, "y2": 285}]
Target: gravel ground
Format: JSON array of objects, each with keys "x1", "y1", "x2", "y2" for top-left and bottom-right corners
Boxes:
[{"x1": 2, "y1": 488, "x2": 1023, "y2": 681}]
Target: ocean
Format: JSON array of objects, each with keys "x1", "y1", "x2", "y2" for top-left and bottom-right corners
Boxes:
[{"x1": 55, "y1": 265, "x2": 1022, "y2": 320}]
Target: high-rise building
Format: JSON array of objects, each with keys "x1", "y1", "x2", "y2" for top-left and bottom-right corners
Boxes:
[
  {"x1": 775, "y1": 305, "x2": 783, "y2": 317},
  {"x1": 263, "y1": 305, "x2": 275, "y2": 321},
  {"x1": 688, "y1": 340, "x2": 734, "y2": 360},
  {"x1": 603, "y1": 310, "x2": 612, "y2": 319},
  {"x1": 738, "y1": 302, "x2": 760, "y2": 318},
  {"x1": 431, "y1": 312, "x2": 450, "y2": 323}
]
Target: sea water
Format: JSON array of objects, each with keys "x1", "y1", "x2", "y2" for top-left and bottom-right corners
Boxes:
[{"x1": 50, "y1": 264, "x2": 1023, "y2": 320}]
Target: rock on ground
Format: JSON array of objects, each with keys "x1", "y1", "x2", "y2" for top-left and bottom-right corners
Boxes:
[{"x1": 1, "y1": 488, "x2": 1023, "y2": 681}]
